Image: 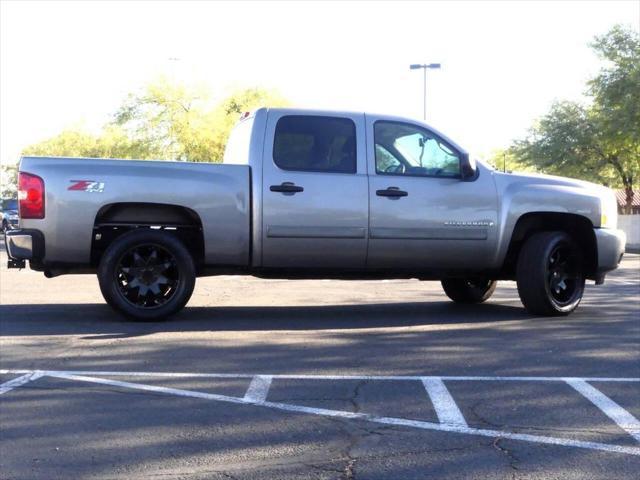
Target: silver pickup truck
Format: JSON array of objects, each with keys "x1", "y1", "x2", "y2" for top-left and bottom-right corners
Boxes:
[{"x1": 6, "y1": 108, "x2": 625, "y2": 320}]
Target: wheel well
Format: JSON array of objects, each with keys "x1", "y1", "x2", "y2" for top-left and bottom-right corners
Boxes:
[
  {"x1": 91, "y1": 203, "x2": 204, "y2": 267},
  {"x1": 502, "y1": 212, "x2": 597, "y2": 279}
]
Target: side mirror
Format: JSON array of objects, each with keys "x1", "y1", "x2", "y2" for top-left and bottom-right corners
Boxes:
[{"x1": 460, "y1": 153, "x2": 477, "y2": 181}]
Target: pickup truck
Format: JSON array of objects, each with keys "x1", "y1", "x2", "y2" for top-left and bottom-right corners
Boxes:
[{"x1": 6, "y1": 108, "x2": 625, "y2": 320}]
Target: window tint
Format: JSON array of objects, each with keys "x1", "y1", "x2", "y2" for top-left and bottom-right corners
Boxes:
[
  {"x1": 375, "y1": 144, "x2": 403, "y2": 174},
  {"x1": 273, "y1": 116, "x2": 357, "y2": 173},
  {"x1": 374, "y1": 121, "x2": 460, "y2": 178}
]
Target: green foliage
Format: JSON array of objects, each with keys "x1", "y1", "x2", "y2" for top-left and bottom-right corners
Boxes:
[
  {"x1": 112, "y1": 78, "x2": 289, "y2": 162},
  {"x1": 0, "y1": 164, "x2": 18, "y2": 199},
  {"x1": 486, "y1": 149, "x2": 536, "y2": 174},
  {"x1": 22, "y1": 125, "x2": 155, "y2": 160},
  {"x1": 511, "y1": 25, "x2": 639, "y2": 211},
  {"x1": 211, "y1": 87, "x2": 290, "y2": 161},
  {"x1": 22, "y1": 79, "x2": 289, "y2": 163},
  {"x1": 113, "y1": 77, "x2": 213, "y2": 161},
  {"x1": 589, "y1": 24, "x2": 640, "y2": 145},
  {"x1": 511, "y1": 100, "x2": 621, "y2": 183}
]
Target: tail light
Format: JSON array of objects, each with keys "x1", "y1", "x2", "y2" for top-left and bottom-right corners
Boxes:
[{"x1": 18, "y1": 172, "x2": 45, "y2": 219}]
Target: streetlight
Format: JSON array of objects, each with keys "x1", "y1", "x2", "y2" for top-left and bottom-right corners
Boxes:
[{"x1": 410, "y1": 63, "x2": 441, "y2": 120}]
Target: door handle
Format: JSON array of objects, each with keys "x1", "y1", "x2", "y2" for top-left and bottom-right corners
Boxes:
[
  {"x1": 376, "y1": 187, "x2": 408, "y2": 197},
  {"x1": 270, "y1": 182, "x2": 304, "y2": 194}
]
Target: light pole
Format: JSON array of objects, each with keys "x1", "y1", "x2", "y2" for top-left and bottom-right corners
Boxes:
[{"x1": 409, "y1": 63, "x2": 441, "y2": 120}]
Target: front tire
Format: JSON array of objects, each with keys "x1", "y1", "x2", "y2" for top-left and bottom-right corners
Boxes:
[
  {"x1": 441, "y1": 278, "x2": 497, "y2": 304},
  {"x1": 516, "y1": 232, "x2": 585, "y2": 316},
  {"x1": 98, "y1": 229, "x2": 196, "y2": 321}
]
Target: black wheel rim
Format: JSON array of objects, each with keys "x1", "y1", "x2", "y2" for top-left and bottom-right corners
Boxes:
[
  {"x1": 115, "y1": 244, "x2": 180, "y2": 309},
  {"x1": 546, "y1": 244, "x2": 581, "y2": 306}
]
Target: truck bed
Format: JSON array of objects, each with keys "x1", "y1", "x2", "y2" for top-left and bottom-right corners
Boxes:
[{"x1": 19, "y1": 156, "x2": 251, "y2": 267}]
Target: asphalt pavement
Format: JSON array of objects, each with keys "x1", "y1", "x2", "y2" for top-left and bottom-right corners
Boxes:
[{"x1": 0, "y1": 244, "x2": 639, "y2": 479}]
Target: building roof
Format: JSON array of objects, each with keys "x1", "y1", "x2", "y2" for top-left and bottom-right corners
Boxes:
[{"x1": 616, "y1": 189, "x2": 640, "y2": 207}]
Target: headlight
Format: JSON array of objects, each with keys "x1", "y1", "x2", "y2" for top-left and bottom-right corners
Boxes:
[{"x1": 599, "y1": 191, "x2": 618, "y2": 229}]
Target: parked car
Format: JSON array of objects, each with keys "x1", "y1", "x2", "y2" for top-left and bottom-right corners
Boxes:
[
  {"x1": 1, "y1": 199, "x2": 19, "y2": 232},
  {"x1": 5, "y1": 108, "x2": 625, "y2": 320}
]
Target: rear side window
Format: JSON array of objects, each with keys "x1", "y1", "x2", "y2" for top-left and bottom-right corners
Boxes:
[{"x1": 273, "y1": 115, "x2": 356, "y2": 173}]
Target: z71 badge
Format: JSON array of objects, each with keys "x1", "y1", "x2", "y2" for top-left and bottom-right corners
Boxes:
[{"x1": 68, "y1": 180, "x2": 105, "y2": 193}]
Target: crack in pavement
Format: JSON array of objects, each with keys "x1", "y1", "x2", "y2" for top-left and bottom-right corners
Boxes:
[
  {"x1": 341, "y1": 380, "x2": 368, "y2": 480},
  {"x1": 468, "y1": 401, "x2": 632, "y2": 439},
  {"x1": 493, "y1": 437, "x2": 521, "y2": 480},
  {"x1": 310, "y1": 380, "x2": 370, "y2": 480},
  {"x1": 220, "y1": 472, "x2": 241, "y2": 480}
]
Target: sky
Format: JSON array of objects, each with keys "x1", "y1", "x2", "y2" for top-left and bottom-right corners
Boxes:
[{"x1": 1, "y1": 0, "x2": 638, "y2": 165}]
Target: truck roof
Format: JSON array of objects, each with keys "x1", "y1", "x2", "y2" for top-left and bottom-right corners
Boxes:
[{"x1": 246, "y1": 107, "x2": 468, "y2": 155}]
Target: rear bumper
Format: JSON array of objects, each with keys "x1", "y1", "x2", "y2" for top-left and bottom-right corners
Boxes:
[
  {"x1": 5, "y1": 229, "x2": 45, "y2": 268},
  {"x1": 594, "y1": 227, "x2": 625, "y2": 276}
]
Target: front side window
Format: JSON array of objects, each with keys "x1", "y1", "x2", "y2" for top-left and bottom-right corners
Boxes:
[
  {"x1": 374, "y1": 121, "x2": 460, "y2": 178},
  {"x1": 273, "y1": 116, "x2": 356, "y2": 173}
]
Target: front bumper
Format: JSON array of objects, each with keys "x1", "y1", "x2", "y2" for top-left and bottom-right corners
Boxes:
[
  {"x1": 5, "y1": 229, "x2": 45, "y2": 268},
  {"x1": 594, "y1": 227, "x2": 626, "y2": 275}
]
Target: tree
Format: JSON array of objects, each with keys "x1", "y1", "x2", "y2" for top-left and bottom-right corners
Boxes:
[
  {"x1": 511, "y1": 25, "x2": 639, "y2": 212},
  {"x1": 113, "y1": 79, "x2": 289, "y2": 162},
  {"x1": 210, "y1": 87, "x2": 290, "y2": 161},
  {"x1": 113, "y1": 77, "x2": 213, "y2": 161},
  {"x1": 511, "y1": 101, "x2": 623, "y2": 185},
  {"x1": 486, "y1": 149, "x2": 536, "y2": 174},
  {"x1": 588, "y1": 25, "x2": 640, "y2": 211},
  {"x1": 21, "y1": 78, "x2": 290, "y2": 163},
  {"x1": 22, "y1": 125, "x2": 155, "y2": 160},
  {"x1": 0, "y1": 164, "x2": 18, "y2": 199}
]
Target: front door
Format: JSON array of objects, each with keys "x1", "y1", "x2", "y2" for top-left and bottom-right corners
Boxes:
[
  {"x1": 261, "y1": 111, "x2": 369, "y2": 268},
  {"x1": 366, "y1": 117, "x2": 499, "y2": 270}
]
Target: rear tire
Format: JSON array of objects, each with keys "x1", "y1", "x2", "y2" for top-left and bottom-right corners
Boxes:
[
  {"x1": 441, "y1": 278, "x2": 497, "y2": 304},
  {"x1": 98, "y1": 229, "x2": 196, "y2": 321},
  {"x1": 516, "y1": 231, "x2": 585, "y2": 316}
]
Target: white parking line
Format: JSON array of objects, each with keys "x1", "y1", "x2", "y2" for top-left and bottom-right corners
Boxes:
[
  {"x1": 48, "y1": 372, "x2": 248, "y2": 404},
  {"x1": 40, "y1": 372, "x2": 640, "y2": 456},
  {"x1": 2, "y1": 369, "x2": 639, "y2": 456},
  {"x1": 566, "y1": 378, "x2": 640, "y2": 443},
  {"x1": 2, "y1": 370, "x2": 638, "y2": 382},
  {"x1": 0, "y1": 371, "x2": 43, "y2": 395},
  {"x1": 421, "y1": 377, "x2": 467, "y2": 427},
  {"x1": 243, "y1": 375, "x2": 273, "y2": 403}
]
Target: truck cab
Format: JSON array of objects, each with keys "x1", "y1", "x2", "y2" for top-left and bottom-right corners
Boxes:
[{"x1": 226, "y1": 108, "x2": 495, "y2": 272}]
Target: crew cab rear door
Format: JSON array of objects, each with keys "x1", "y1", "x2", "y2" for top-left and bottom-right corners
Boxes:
[
  {"x1": 261, "y1": 110, "x2": 368, "y2": 268},
  {"x1": 365, "y1": 116, "x2": 499, "y2": 270}
]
